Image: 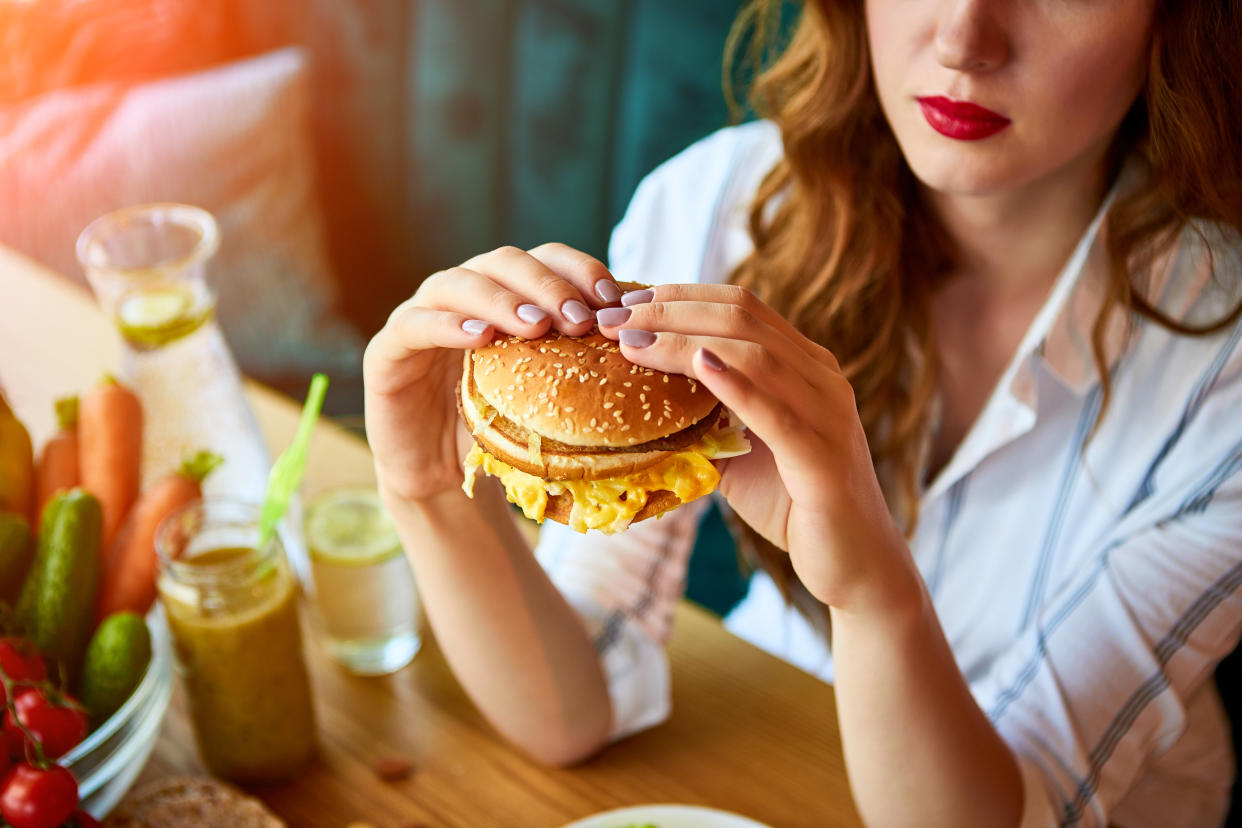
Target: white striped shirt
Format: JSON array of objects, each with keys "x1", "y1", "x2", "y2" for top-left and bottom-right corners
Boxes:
[{"x1": 535, "y1": 121, "x2": 1242, "y2": 827}]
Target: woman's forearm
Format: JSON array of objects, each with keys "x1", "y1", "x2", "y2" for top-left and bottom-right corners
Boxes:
[
  {"x1": 829, "y1": 577, "x2": 1023, "y2": 827},
  {"x1": 382, "y1": 480, "x2": 613, "y2": 765}
]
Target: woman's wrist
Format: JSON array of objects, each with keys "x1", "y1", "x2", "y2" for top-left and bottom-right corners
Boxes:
[{"x1": 802, "y1": 518, "x2": 925, "y2": 620}]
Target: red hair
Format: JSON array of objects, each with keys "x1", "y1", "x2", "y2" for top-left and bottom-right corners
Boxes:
[{"x1": 725, "y1": 0, "x2": 1242, "y2": 624}]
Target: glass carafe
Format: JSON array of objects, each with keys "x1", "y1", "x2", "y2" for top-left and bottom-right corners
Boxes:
[{"x1": 75, "y1": 204, "x2": 307, "y2": 579}]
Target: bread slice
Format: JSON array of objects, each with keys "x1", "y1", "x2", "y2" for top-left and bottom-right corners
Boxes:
[{"x1": 102, "y1": 777, "x2": 285, "y2": 828}]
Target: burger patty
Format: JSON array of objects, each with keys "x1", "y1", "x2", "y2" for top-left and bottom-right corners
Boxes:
[{"x1": 461, "y1": 363, "x2": 721, "y2": 456}]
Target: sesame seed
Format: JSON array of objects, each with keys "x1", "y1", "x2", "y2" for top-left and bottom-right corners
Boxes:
[
  {"x1": 624, "y1": 382, "x2": 632, "y2": 387},
  {"x1": 643, "y1": 412, "x2": 651, "y2": 420},
  {"x1": 621, "y1": 425, "x2": 631, "y2": 431},
  {"x1": 599, "y1": 378, "x2": 607, "y2": 386},
  {"x1": 643, "y1": 385, "x2": 651, "y2": 392},
  {"x1": 590, "y1": 418, "x2": 597, "y2": 427},
  {"x1": 640, "y1": 393, "x2": 647, "y2": 402},
  {"x1": 604, "y1": 402, "x2": 614, "y2": 409},
  {"x1": 616, "y1": 392, "x2": 626, "y2": 398},
  {"x1": 663, "y1": 375, "x2": 669, "y2": 383},
  {"x1": 565, "y1": 406, "x2": 575, "y2": 412}
]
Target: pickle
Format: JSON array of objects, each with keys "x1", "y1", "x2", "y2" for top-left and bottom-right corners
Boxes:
[
  {"x1": 0, "y1": 511, "x2": 32, "y2": 603},
  {"x1": 80, "y1": 611, "x2": 152, "y2": 725},
  {"x1": 16, "y1": 489, "x2": 101, "y2": 678}
]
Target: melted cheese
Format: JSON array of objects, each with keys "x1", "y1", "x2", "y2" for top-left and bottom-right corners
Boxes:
[{"x1": 462, "y1": 443, "x2": 722, "y2": 535}]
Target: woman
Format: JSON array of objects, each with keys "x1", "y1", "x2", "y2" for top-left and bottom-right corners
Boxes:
[{"x1": 363, "y1": 1, "x2": 1242, "y2": 825}]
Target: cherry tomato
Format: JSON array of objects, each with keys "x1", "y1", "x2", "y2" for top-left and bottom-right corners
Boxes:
[
  {"x1": 0, "y1": 763, "x2": 78, "y2": 828},
  {"x1": 0, "y1": 639, "x2": 47, "y2": 708},
  {"x1": 4, "y1": 689, "x2": 87, "y2": 760},
  {"x1": 71, "y1": 808, "x2": 100, "y2": 828}
]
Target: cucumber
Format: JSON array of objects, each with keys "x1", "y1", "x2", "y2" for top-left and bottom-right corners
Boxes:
[
  {"x1": 81, "y1": 611, "x2": 151, "y2": 726},
  {"x1": 0, "y1": 511, "x2": 31, "y2": 603},
  {"x1": 16, "y1": 489, "x2": 101, "y2": 679},
  {"x1": 15, "y1": 491, "x2": 70, "y2": 625}
]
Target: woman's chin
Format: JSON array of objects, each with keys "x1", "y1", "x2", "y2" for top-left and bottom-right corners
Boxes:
[{"x1": 900, "y1": 142, "x2": 1036, "y2": 199}]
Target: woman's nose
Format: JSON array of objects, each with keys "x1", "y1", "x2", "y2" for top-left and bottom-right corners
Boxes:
[{"x1": 933, "y1": 0, "x2": 1011, "y2": 73}]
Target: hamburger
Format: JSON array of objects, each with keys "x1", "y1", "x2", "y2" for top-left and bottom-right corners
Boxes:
[{"x1": 459, "y1": 329, "x2": 750, "y2": 534}]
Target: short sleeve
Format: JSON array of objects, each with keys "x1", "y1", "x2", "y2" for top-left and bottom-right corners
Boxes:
[
  {"x1": 534, "y1": 495, "x2": 710, "y2": 740},
  {"x1": 607, "y1": 119, "x2": 781, "y2": 290}
]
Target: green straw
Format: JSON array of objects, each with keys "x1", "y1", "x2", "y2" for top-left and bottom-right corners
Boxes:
[{"x1": 259, "y1": 372, "x2": 329, "y2": 548}]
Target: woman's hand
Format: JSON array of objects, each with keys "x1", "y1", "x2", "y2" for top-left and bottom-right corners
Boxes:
[
  {"x1": 596, "y1": 284, "x2": 917, "y2": 613},
  {"x1": 364, "y1": 244, "x2": 623, "y2": 502}
]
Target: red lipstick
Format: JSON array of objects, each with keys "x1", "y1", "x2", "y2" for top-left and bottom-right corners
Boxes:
[{"x1": 916, "y1": 96, "x2": 1010, "y2": 140}]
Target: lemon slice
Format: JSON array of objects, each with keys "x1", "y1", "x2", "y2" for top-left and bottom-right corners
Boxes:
[
  {"x1": 305, "y1": 488, "x2": 403, "y2": 567},
  {"x1": 116, "y1": 288, "x2": 210, "y2": 349},
  {"x1": 119, "y1": 287, "x2": 191, "y2": 327}
]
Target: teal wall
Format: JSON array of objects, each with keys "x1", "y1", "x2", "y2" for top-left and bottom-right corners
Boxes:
[{"x1": 405, "y1": 0, "x2": 744, "y2": 267}]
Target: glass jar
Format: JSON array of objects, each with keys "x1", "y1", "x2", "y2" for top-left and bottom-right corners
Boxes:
[
  {"x1": 156, "y1": 499, "x2": 316, "y2": 784},
  {"x1": 76, "y1": 204, "x2": 308, "y2": 580}
]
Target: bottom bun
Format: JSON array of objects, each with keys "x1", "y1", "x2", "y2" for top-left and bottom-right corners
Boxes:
[{"x1": 542, "y1": 488, "x2": 684, "y2": 528}]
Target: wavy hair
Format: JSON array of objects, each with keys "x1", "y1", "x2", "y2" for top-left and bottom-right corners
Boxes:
[{"x1": 724, "y1": 0, "x2": 1242, "y2": 627}]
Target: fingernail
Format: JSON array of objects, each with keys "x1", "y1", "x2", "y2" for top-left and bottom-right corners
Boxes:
[
  {"x1": 596, "y1": 307, "x2": 631, "y2": 327},
  {"x1": 621, "y1": 288, "x2": 654, "y2": 307},
  {"x1": 699, "y1": 348, "x2": 727, "y2": 372},
  {"x1": 619, "y1": 329, "x2": 656, "y2": 348},
  {"x1": 516, "y1": 303, "x2": 549, "y2": 324},
  {"x1": 595, "y1": 280, "x2": 622, "y2": 303},
  {"x1": 462, "y1": 319, "x2": 490, "y2": 335},
  {"x1": 561, "y1": 299, "x2": 592, "y2": 325}
]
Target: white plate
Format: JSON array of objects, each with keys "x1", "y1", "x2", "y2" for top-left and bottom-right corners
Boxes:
[{"x1": 562, "y1": 804, "x2": 773, "y2": 828}]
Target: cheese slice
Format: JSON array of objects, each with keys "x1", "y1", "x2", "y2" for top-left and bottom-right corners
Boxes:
[
  {"x1": 463, "y1": 444, "x2": 721, "y2": 534},
  {"x1": 462, "y1": 415, "x2": 749, "y2": 534}
]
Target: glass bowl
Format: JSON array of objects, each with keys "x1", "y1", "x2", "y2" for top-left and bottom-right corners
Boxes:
[{"x1": 60, "y1": 610, "x2": 174, "y2": 818}]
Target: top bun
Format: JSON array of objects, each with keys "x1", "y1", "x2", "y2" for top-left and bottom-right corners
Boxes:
[{"x1": 469, "y1": 331, "x2": 718, "y2": 447}]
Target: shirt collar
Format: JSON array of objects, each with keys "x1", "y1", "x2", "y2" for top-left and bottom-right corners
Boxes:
[
  {"x1": 1015, "y1": 159, "x2": 1150, "y2": 400},
  {"x1": 921, "y1": 163, "x2": 1133, "y2": 501}
]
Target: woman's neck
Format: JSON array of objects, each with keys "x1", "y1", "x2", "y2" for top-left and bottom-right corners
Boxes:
[{"x1": 925, "y1": 148, "x2": 1112, "y2": 296}]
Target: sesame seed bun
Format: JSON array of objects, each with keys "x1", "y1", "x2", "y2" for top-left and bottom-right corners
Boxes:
[{"x1": 469, "y1": 331, "x2": 717, "y2": 448}]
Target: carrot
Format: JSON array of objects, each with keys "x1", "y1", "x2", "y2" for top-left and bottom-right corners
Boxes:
[
  {"x1": 79, "y1": 375, "x2": 142, "y2": 553},
  {"x1": 0, "y1": 389, "x2": 34, "y2": 519},
  {"x1": 33, "y1": 396, "x2": 80, "y2": 525},
  {"x1": 95, "y1": 451, "x2": 221, "y2": 621}
]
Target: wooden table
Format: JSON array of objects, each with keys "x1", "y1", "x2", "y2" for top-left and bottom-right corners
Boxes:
[{"x1": 0, "y1": 243, "x2": 862, "y2": 827}]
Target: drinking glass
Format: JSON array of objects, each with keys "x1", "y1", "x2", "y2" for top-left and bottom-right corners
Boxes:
[{"x1": 304, "y1": 487, "x2": 421, "y2": 675}]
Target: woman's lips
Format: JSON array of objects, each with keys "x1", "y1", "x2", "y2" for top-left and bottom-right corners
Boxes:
[{"x1": 916, "y1": 96, "x2": 1011, "y2": 140}]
